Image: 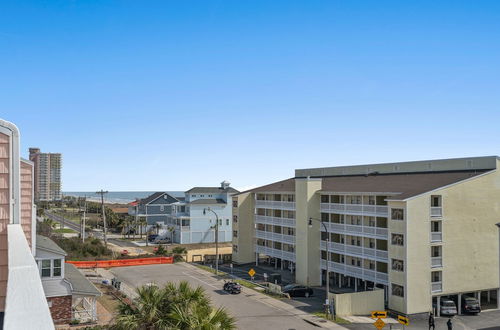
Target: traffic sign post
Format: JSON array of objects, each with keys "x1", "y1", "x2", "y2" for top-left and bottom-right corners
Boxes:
[
  {"x1": 248, "y1": 268, "x2": 256, "y2": 281},
  {"x1": 373, "y1": 318, "x2": 386, "y2": 330},
  {"x1": 371, "y1": 311, "x2": 387, "y2": 319}
]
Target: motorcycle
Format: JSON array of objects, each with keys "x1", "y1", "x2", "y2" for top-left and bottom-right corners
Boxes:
[{"x1": 223, "y1": 280, "x2": 241, "y2": 294}]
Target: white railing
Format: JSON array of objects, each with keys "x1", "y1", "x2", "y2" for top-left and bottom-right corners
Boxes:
[
  {"x1": 320, "y1": 259, "x2": 389, "y2": 285},
  {"x1": 255, "y1": 200, "x2": 296, "y2": 210},
  {"x1": 255, "y1": 215, "x2": 296, "y2": 227},
  {"x1": 256, "y1": 230, "x2": 295, "y2": 245},
  {"x1": 255, "y1": 245, "x2": 296, "y2": 262},
  {"x1": 320, "y1": 241, "x2": 388, "y2": 262},
  {"x1": 431, "y1": 282, "x2": 443, "y2": 292},
  {"x1": 320, "y1": 203, "x2": 389, "y2": 217},
  {"x1": 430, "y1": 207, "x2": 443, "y2": 217},
  {"x1": 431, "y1": 232, "x2": 442, "y2": 242},
  {"x1": 322, "y1": 222, "x2": 388, "y2": 240},
  {"x1": 431, "y1": 257, "x2": 442, "y2": 268}
]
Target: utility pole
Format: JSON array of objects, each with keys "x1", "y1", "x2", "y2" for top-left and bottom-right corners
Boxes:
[
  {"x1": 82, "y1": 196, "x2": 87, "y2": 243},
  {"x1": 204, "y1": 207, "x2": 219, "y2": 276},
  {"x1": 96, "y1": 190, "x2": 108, "y2": 246}
]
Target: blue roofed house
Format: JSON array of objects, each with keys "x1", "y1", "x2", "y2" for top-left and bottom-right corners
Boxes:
[
  {"x1": 165, "y1": 181, "x2": 239, "y2": 244},
  {"x1": 128, "y1": 192, "x2": 182, "y2": 226}
]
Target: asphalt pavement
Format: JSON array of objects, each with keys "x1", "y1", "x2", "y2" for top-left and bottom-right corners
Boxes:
[{"x1": 110, "y1": 263, "x2": 346, "y2": 330}]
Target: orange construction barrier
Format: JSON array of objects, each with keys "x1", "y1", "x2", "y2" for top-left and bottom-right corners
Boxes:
[{"x1": 67, "y1": 256, "x2": 174, "y2": 268}]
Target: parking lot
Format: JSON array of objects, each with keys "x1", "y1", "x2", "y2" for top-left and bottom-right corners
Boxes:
[{"x1": 110, "y1": 263, "x2": 343, "y2": 330}]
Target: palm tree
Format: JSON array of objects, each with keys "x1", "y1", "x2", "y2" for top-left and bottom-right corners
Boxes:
[
  {"x1": 155, "y1": 223, "x2": 162, "y2": 235},
  {"x1": 114, "y1": 281, "x2": 236, "y2": 330},
  {"x1": 139, "y1": 218, "x2": 148, "y2": 239}
]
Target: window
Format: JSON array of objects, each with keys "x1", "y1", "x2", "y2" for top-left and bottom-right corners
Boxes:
[
  {"x1": 321, "y1": 195, "x2": 329, "y2": 203},
  {"x1": 391, "y1": 233, "x2": 404, "y2": 246},
  {"x1": 233, "y1": 230, "x2": 238, "y2": 238},
  {"x1": 392, "y1": 284, "x2": 404, "y2": 297},
  {"x1": 391, "y1": 259, "x2": 404, "y2": 272},
  {"x1": 191, "y1": 195, "x2": 196, "y2": 197},
  {"x1": 233, "y1": 215, "x2": 238, "y2": 223},
  {"x1": 368, "y1": 196, "x2": 376, "y2": 205},
  {"x1": 200, "y1": 195, "x2": 204, "y2": 197},
  {"x1": 369, "y1": 261, "x2": 375, "y2": 270},
  {"x1": 41, "y1": 260, "x2": 51, "y2": 277},
  {"x1": 53, "y1": 259, "x2": 62, "y2": 276},
  {"x1": 431, "y1": 271, "x2": 442, "y2": 283},
  {"x1": 208, "y1": 195, "x2": 212, "y2": 198},
  {"x1": 219, "y1": 219, "x2": 222, "y2": 226},
  {"x1": 226, "y1": 219, "x2": 229, "y2": 226},
  {"x1": 431, "y1": 195, "x2": 442, "y2": 207},
  {"x1": 232, "y1": 200, "x2": 238, "y2": 208},
  {"x1": 233, "y1": 245, "x2": 238, "y2": 252},
  {"x1": 160, "y1": 205, "x2": 164, "y2": 211},
  {"x1": 182, "y1": 219, "x2": 190, "y2": 226},
  {"x1": 391, "y1": 208, "x2": 404, "y2": 220}
]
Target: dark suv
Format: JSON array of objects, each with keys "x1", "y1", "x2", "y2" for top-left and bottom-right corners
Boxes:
[{"x1": 462, "y1": 296, "x2": 481, "y2": 314}]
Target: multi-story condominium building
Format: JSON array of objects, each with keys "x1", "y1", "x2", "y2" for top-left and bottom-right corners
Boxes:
[
  {"x1": 1, "y1": 119, "x2": 54, "y2": 329},
  {"x1": 29, "y1": 147, "x2": 62, "y2": 201},
  {"x1": 165, "y1": 181, "x2": 239, "y2": 244},
  {"x1": 232, "y1": 156, "x2": 500, "y2": 317}
]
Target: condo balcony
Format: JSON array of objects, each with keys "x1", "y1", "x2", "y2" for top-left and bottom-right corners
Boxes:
[
  {"x1": 431, "y1": 256, "x2": 443, "y2": 268},
  {"x1": 255, "y1": 245, "x2": 295, "y2": 262},
  {"x1": 320, "y1": 259, "x2": 389, "y2": 286},
  {"x1": 255, "y1": 200, "x2": 296, "y2": 210},
  {"x1": 255, "y1": 214, "x2": 296, "y2": 227},
  {"x1": 320, "y1": 241, "x2": 388, "y2": 262},
  {"x1": 320, "y1": 202, "x2": 388, "y2": 218},
  {"x1": 255, "y1": 230, "x2": 295, "y2": 244},
  {"x1": 321, "y1": 222, "x2": 387, "y2": 240}
]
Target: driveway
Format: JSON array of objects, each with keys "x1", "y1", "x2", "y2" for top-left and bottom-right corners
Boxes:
[{"x1": 110, "y1": 263, "x2": 344, "y2": 330}]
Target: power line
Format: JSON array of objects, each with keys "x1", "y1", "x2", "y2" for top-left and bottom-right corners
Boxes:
[{"x1": 96, "y1": 190, "x2": 109, "y2": 247}]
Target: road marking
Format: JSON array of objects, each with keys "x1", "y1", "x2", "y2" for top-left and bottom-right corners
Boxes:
[{"x1": 181, "y1": 271, "x2": 220, "y2": 290}]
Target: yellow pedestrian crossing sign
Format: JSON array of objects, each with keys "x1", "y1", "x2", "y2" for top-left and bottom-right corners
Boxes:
[
  {"x1": 373, "y1": 318, "x2": 386, "y2": 329},
  {"x1": 248, "y1": 268, "x2": 256, "y2": 277}
]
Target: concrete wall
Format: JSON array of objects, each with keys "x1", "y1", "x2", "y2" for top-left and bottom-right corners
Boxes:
[
  {"x1": 295, "y1": 178, "x2": 322, "y2": 286},
  {"x1": 330, "y1": 289, "x2": 385, "y2": 316},
  {"x1": 232, "y1": 192, "x2": 255, "y2": 264},
  {"x1": 0, "y1": 132, "x2": 10, "y2": 311},
  {"x1": 406, "y1": 165, "x2": 500, "y2": 314}
]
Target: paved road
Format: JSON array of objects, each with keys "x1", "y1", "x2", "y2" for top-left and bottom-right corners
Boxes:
[
  {"x1": 45, "y1": 211, "x2": 82, "y2": 233},
  {"x1": 110, "y1": 263, "x2": 339, "y2": 330}
]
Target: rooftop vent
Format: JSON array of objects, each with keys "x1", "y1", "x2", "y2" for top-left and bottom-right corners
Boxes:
[{"x1": 221, "y1": 180, "x2": 230, "y2": 189}]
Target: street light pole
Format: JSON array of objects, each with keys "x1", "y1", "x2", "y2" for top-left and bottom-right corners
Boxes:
[
  {"x1": 309, "y1": 217, "x2": 333, "y2": 320},
  {"x1": 204, "y1": 207, "x2": 219, "y2": 276}
]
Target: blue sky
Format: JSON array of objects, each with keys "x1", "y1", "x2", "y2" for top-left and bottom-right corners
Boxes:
[{"x1": 1, "y1": 1, "x2": 499, "y2": 191}]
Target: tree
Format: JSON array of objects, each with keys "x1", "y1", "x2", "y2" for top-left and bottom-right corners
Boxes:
[
  {"x1": 113, "y1": 281, "x2": 235, "y2": 330},
  {"x1": 154, "y1": 223, "x2": 162, "y2": 235},
  {"x1": 139, "y1": 218, "x2": 147, "y2": 238}
]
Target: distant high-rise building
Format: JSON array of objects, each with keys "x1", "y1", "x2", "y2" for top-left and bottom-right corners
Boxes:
[{"x1": 29, "y1": 148, "x2": 62, "y2": 202}]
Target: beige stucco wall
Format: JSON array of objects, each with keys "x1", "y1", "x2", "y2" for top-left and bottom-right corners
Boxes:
[
  {"x1": 295, "y1": 178, "x2": 322, "y2": 286},
  {"x1": 330, "y1": 289, "x2": 385, "y2": 316},
  {"x1": 406, "y1": 165, "x2": 500, "y2": 314},
  {"x1": 232, "y1": 193, "x2": 255, "y2": 264},
  {"x1": 387, "y1": 200, "x2": 407, "y2": 313}
]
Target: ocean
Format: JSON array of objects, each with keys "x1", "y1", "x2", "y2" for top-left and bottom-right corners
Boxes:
[{"x1": 63, "y1": 191, "x2": 184, "y2": 204}]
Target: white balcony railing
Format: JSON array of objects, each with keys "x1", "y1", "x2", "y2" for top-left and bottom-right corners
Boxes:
[
  {"x1": 320, "y1": 259, "x2": 389, "y2": 285},
  {"x1": 320, "y1": 241, "x2": 388, "y2": 262},
  {"x1": 321, "y1": 222, "x2": 388, "y2": 240},
  {"x1": 255, "y1": 200, "x2": 296, "y2": 210},
  {"x1": 255, "y1": 215, "x2": 296, "y2": 227},
  {"x1": 431, "y1": 207, "x2": 443, "y2": 217},
  {"x1": 320, "y1": 203, "x2": 389, "y2": 217},
  {"x1": 431, "y1": 257, "x2": 442, "y2": 268},
  {"x1": 431, "y1": 232, "x2": 442, "y2": 243},
  {"x1": 255, "y1": 230, "x2": 295, "y2": 245},
  {"x1": 255, "y1": 245, "x2": 296, "y2": 262},
  {"x1": 431, "y1": 281, "x2": 443, "y2": 293}
]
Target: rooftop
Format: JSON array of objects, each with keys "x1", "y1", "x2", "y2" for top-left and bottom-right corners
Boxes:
[
  {"x1": 186, "y1": 187, "x2": 239, "y2": 194},
  {"x1": 188, "y1": 198, "x2": 227, "y2": 205},
  {"x1": 64, "y1": 264, "x2": 101, "y2": 296},
  {"x1": 36, "y1": 235, "x2": 67, "y2": 256}
]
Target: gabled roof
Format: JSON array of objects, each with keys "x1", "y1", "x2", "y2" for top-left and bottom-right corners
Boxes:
[
  {"x1": 321, "y1": 170, "x2": 489, "y2": 200},
  {"x1": 36, "y1": 235, "x2": 67, "y2": 256},
  {"x1": 64, "y1": 263, "x2": 101, "y2": 296},
  {"x1": 188, "y1": 198, "x2": 227, "y2": 205},
  {"x1": 139, "y1": 192, "x2": 179, "y2": 205},
  {"x1": 186, "y1": 187, "x2": 239, "y2": 194},
  {"x1": 235, "y1": 178, "x2": 295, "y2": 195}
]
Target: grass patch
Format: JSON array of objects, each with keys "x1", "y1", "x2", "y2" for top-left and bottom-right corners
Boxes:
[
  {"x1": 54, "y1": 228, "x2": 77, "y2": 233},
  {"x1": 312, "y1": 312, "x2": 351, "y2": 324}
]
